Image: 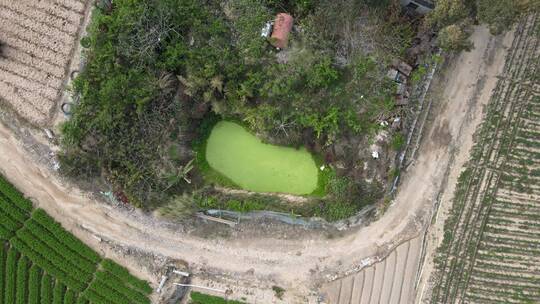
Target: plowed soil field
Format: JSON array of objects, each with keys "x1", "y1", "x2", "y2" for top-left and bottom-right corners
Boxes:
[{"x1": 0, "y1": 0, "x2": 90, "y2": 126}]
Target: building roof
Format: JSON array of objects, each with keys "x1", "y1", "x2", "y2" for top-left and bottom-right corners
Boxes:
[{"x1": 270, "y1": 13, "x2": 293, "y2": 49}]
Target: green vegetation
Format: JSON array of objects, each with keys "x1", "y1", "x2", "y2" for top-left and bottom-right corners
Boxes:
[
  {"x1": 205, "y1": 121, "x2": 318, "y2": 194},
  {"x1": 426, "y1": 0, "x2": 539, "y2": 51},
  {"x1": 59, "y1": 0, "x2": 412, "y2": 220},
  {"x1": 190, "y1": 291, "x2": 246, "y2": 304},
  {"x1": 0, "y1": 174, "x2": 152, "y2": 304}
]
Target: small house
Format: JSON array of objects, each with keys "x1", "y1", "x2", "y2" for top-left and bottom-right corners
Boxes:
[
  {"x1": 400, "y1": 0, "x2": 435, "y2": 15},
  {"x1": 270, "y1": 13, "x2": 293, "y2": 49}
]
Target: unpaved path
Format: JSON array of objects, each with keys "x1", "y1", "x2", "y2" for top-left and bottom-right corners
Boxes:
[
  {"x1": 0, "y1": 25, "x2": 510, "y2": 303},
  {"x1": 321, "y1": 25, "x2": 514, "y2": 304}
]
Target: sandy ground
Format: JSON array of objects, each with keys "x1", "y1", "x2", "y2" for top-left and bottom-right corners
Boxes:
[
  {"x1": 0, "y1": 0, "x2": 91, "y2": 126},
  {"x1": 320, "y1": 25, "x2": 514, "y2": 304},
  {"x1": 0, "y1": 23, "x2": 512, "y2": 304},
  {"x1": 414, "y1": 26, "x2": 515, "y2": 304}
]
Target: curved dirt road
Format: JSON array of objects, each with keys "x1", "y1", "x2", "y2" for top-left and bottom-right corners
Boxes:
[{"x1": 0, "y1": 25, "x2": 509, "y2": 303}]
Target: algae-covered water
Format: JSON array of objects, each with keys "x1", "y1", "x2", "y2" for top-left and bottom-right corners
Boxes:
[{"x1": 205, "y1": 121, "x2": 318, "y2": 195}]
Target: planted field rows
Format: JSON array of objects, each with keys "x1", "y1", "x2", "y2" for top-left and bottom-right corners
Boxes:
[
  {"x1": 0, "y1": 174, "x2": 152, "y2": 304},
  {"x1": 431, "y1": 14, "x2": 540, "y2": 304},
  {"x1": 0, "y1": 0, "x2": 89, "y2": 126},
  {"x1": 321, "y1": 237, "x2": 423, "y2": 304}
]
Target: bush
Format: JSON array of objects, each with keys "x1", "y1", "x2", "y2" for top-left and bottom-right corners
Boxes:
[{"x1": 437, "y1": 24, "x2": 473, "y2": 52}]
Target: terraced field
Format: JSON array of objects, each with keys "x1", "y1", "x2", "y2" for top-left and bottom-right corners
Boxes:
[
  {"x1": 321, "y1": 237, "x2": 423, "y2": 304},
  {"x1": 0, "y1": 0, "x2": 90, "y2": 126},
  {"x1": 430, "y1": 14, "x2": 540, "y2": 303},
  {"x1": 0, "y1": 175, "x2": 153, "y2": 304}
]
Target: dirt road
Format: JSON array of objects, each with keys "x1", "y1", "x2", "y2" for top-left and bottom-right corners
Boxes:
[{"x1": 0, "y1": 25, "x2": 510, "y2": 303}]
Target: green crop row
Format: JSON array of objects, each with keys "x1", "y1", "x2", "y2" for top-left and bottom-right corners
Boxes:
[
  {"x1": 80, "y1": 288, "x2": 111, "y2": 304},
  {"x1": 0, "y1": 208, "x2": 23, "y2": 232},
  {"x1": 0, "y1": 195, "x2": 29, "y2": 223},
  {"x1": 0, "y1": 176, "x2": 32, "y2": 212},
  {"x1": 63, "y1": 289, "x2": 76, "y2": 304},
  {"x1": 94, "y1": 270, "x2": 150, "y2": 304},
  {"x1": 0, "y1": 243, "x2": 5, "y2": 302},
  {"x1": 31, "y1": 209, "x2": 101, "y2": 263},
  {"x1": 101, "y1": 259, "x2": 152, "y2": 294},
  {"x1": 15, "y1": 229, "x2": 94, "y2": 282},
  {"x1": 0, "y1": 174, "x2": 152, "y2": 303},
  {"x1": 53, "y1": 281, "x2": 66, "y2": 304},
  {"x1": 23, "y1": 220, "x2": 98, "y2": 272},
  {"x1": 41, "y1": 274, "x2": 53, "y2": 304},
  {"x1": 87, "y1": 279, "x2": 132, "y2": 304},
  {"x1": 5, "y1": 247, "x2": 18, "y2": 304},
  {"x1": 28, "y1": 264, "x2": 41, "y2": 304},
  {"x1": 10, "y1": 238, "x2": 85, "y2": 291},
  {"x1": 15, "y1": 255, "x2": 29, "y2": 304}
]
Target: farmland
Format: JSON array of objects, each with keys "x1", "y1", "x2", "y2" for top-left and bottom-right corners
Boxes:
[
  {"x1": 429, "y1": 14, "x2": 540, "y2": 303},
  {"x1": 321, "y1": 237, "x2": 423, "y2": 304},
  {"x1": 0, "y1": 0, "x2": 90, "y2": 126},
  {"x1": 0, "y1": 175, "x2": 153, "y2": 304}
]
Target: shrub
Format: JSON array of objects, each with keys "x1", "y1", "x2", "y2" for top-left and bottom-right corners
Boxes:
[{"x1": 437, "y1": 24, "x2": 473, "y2": 52}]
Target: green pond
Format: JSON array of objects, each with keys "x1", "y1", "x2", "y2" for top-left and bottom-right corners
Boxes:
[{"x1": 205, "y1": 121, "x2": 319, "y2": 195}]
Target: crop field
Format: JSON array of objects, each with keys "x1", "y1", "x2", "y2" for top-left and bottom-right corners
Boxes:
[
  {"x1": 0, "y1": 0, "x2": 89, "y2": 126},
  {"x1": 0, "y1": 175, "x2": 153, "y2": 304},
  {"x1": 321, "y1": 237, "x2": 423, "y2": 304},
  {"x1": 430, "y1": 14, "x2": 540, "y2": 303}
]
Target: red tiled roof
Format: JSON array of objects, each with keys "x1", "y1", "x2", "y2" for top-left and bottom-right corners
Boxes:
[{"x1": 270, "y1": 13, "x2": 293, "y2": 49}]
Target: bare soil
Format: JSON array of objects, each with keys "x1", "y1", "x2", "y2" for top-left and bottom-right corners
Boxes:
[{"x1": 0, "y1": 0, "x2": 91, "y2": 126}]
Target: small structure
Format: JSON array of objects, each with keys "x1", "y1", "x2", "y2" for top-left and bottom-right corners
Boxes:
[
  {"x1": 400, "y1": 0, "x2": 435, "y2": 15},
  {"x1": 270, "y1": 13, "x2": 293, "y2": 49},
  {"x1": 392, "y1": 59, "x2": 413, "y2": 77},
  {"x1": 261, "y1": 21, "x2": 273, "y2": 38}
]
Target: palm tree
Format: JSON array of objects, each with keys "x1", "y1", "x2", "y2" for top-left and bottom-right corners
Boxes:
[{"x1": 164, "y1": 159, "x2": 194, "y2": 191}]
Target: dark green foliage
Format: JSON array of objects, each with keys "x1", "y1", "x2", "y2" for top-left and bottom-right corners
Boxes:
[
  {"x1": 190, "y1": 291, "x2": 246, "y2": 304},
  {"x1": 40, "y1": 274, "x2": 53, "y2": 304},
  {"x1": 5, "y1": 247, "x2": 18, "y2": 304},
  {"x1": 61, "y1": 0, "x2": 410, "y2": 209},
  {"x1": 15, "y1": 256, "x2": 30, "y2": 304},
  {"x1": 28, "y1": 265, "x2": 41, "y2": 304}
]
